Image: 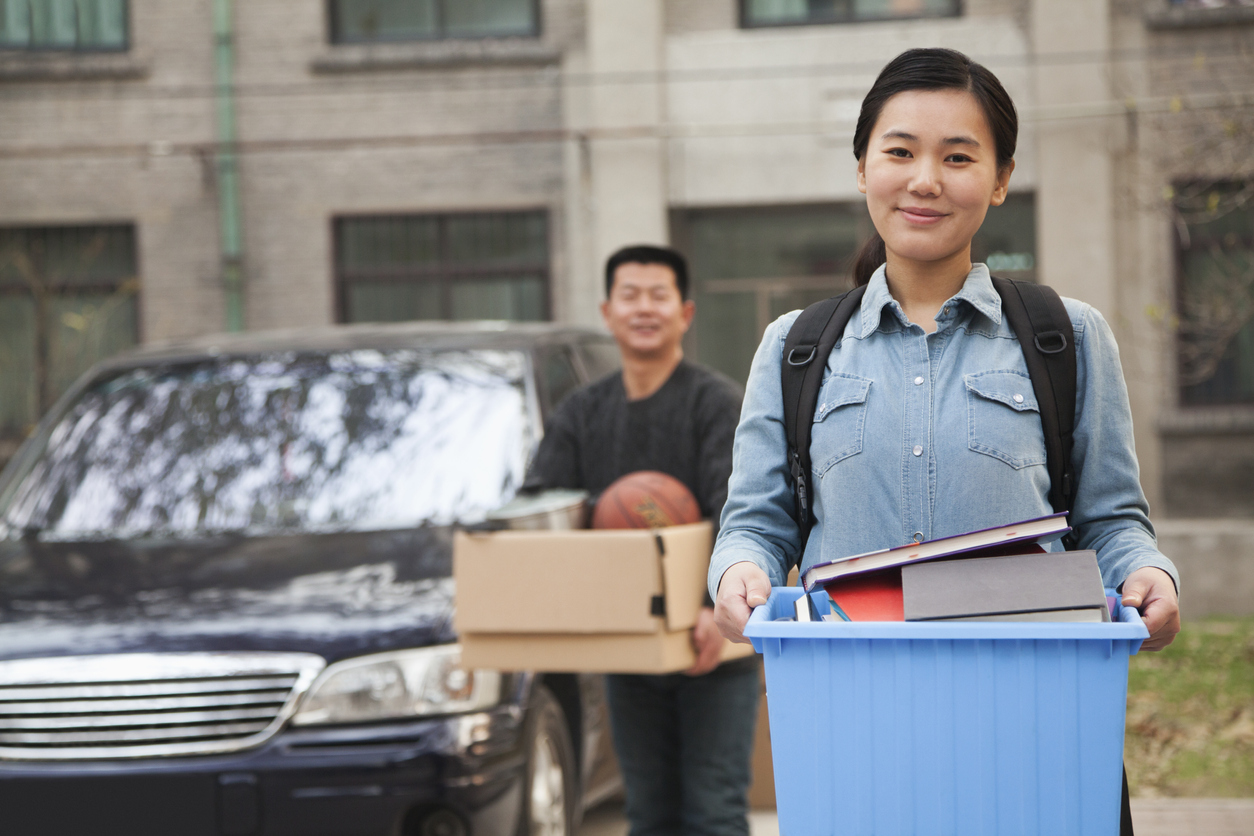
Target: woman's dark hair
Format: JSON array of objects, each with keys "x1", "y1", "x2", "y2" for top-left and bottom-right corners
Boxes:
[
  {"x1": 605, "y1": 244, "x2": 690, "y2": 300},
  {"x1": 850, "y1": 48, "x2": 1018, "y2": 286}
]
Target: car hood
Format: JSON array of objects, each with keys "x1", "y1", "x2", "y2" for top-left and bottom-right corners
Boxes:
[{"x1": 0, "y1": 528, "x2": 458, "y2": 664}]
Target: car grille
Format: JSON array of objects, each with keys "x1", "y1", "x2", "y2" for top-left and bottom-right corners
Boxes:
[{"x1": 0, "y1": 653, "x2": 325, "y2": 760}]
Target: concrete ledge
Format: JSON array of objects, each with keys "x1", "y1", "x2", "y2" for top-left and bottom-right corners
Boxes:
[
  {"x1": 1146, "y1": 4, "x2": 1254, "y2": 30},
  {"x1": 1159, "y1": 407, "x2": 1254, "y2": 436},
  {"x1": 311, "y1": 38, "x2": 561, "y2": 74},
  {"x1": 0, "y1": 51, "x2": 148, "y2": 82},
  {"x1": 1154, "y1": 518, "x2": 1254, "y2": 618}
]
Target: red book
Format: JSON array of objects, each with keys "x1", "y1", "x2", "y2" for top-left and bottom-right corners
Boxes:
[{"x1": 824, "y1": 569, "x2": 905, "y2": 622}]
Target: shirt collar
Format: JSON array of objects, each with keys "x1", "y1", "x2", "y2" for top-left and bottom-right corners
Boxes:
[{"x1": 857, "y1": 262, "x2": 1002, "y2": 338}]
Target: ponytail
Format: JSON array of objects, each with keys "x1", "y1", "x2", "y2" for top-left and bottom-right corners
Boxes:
[{"x1": 851, "y1": 231, "x2": 886, "y2": 286}]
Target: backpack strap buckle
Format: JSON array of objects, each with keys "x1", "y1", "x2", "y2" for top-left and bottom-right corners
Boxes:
[
  {"x1": 787, "y1": 345, "x2": 817, "y2": 367},
  {"x1": 1034, "y1": 330, "x2": 1068, "y2": 355}
]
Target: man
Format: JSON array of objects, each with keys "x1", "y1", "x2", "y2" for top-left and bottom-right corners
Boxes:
[{"x1": 524, "y1": 245, "x2": 760, "y2": 836}]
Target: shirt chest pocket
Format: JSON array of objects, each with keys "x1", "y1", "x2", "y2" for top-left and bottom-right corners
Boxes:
[
  {"x1": 964, "y1": 371, "x2": 1047, "y2": 469},
  {"x1": 811, "y1": 373, "x2": 872, "y2": 476}
]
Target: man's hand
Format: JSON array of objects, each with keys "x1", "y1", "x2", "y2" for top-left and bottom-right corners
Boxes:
[
  {"x1": 713, "y1": 561, "x2": 772, "y2": 644},
  {"x1": 685, "y1": 607, "x2": 723, "y2": 676},
  {"x1": 1121, "y1": 566, "x2": 1180, "y2": 652}
]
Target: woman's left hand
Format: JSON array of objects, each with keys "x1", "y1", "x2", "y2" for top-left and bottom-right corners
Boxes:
[{"x1": 1121, "y1": 567, "x2": 1181, "y2": 651}]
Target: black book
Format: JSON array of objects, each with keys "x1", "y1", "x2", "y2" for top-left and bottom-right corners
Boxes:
[{"x1": 902, "y1": 550, "x2": 1110, "y2": 623}]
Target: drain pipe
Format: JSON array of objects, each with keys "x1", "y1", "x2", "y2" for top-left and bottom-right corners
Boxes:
[{"x1": 213, "y1": 0, "x2": 244, "y2": 332}]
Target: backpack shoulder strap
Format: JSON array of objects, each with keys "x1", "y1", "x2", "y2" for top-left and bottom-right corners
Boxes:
[
  {"x1": 991, "y1": 277, "x2": 1078, "y2": 515},
  {"x1": 781, "y1": 284, "x2": 867, "y2": 557}
]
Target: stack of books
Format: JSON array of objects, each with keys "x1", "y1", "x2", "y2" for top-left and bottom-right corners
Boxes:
[{"x1": 793, "y1": 513, "x2": 1112, "y2": 624}]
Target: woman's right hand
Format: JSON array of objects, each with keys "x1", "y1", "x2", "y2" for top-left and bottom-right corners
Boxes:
[{"x1": 714, "y1": 561, "x2": 774, "y2": 644}]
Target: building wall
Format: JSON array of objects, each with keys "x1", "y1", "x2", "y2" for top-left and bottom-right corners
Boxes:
[{"x1": 3, "y1": 0, "x2": 1253, "y2": 535}]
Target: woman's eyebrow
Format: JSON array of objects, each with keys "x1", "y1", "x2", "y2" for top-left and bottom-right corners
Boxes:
[{"x1": 879, "y1": 130, "x2": 981, "y2": 148}]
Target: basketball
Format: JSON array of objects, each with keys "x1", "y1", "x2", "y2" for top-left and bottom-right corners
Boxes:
[{"x1": 591, "y1": 471, "x2": 703, "y2": 529}]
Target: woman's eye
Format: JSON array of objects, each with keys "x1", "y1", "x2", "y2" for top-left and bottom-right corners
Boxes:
[
  {"x1": 946, "y1": 154, "x2": 973, "y2": 163},
  {"x1": 887, "y1": 148, "x2": 911, "y2": 158}
]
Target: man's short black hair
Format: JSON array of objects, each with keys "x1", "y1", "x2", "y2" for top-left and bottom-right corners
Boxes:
[{"x1": 604, "y1": 245, "x2": 690, "y2": 301}]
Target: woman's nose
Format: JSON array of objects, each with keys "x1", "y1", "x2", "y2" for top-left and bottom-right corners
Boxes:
[{"x1": 908, "y1": 159, "x2": 943, "y2": 196}]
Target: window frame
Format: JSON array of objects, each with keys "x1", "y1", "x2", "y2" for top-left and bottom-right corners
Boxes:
[
  {"x1": 0, "y1": 0, "x2": 131, "y2": 53},
  {"x1": 738, "y1": 0, "x2": 962, "y2": 29},
  {"x1": 0, "y1": 222, "x2": 142, "y2": 439},
  {"x1": 332, "y1": 209, "x2": 552, "y2": 324},
  {"x1": 1172, "y1": 180, "x2": 1254, "y2": 409},
  {"x1": 326, "y1": 0, "x2": 542, "y2": 45}
]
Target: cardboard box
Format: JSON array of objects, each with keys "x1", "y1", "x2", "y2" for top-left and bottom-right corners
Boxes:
[{"x1": 454, "y1": 521, "x2": 753, "y2": 673}]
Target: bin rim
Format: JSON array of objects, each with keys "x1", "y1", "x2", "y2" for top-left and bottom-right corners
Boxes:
[{"x1": 744, "y1": 586, "x2": 1149, "y2": 650}]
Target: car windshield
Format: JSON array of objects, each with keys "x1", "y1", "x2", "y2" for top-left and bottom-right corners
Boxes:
[{"x1": 2, "y1": 348, "x2": 535, "y2": 539}]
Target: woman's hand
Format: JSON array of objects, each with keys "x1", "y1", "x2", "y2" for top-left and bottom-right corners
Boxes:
[
  {"x1": 1121, "y1": 566, "x2": 1181, "y2": 651},
  {"x1": 714, "y1": 561, "x2": 773, "y2": 644}
]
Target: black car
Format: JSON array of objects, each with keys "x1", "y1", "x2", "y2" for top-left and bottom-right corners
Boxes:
[{"x1": 0, "y1": 322, "x2": 624, "y2": 836}]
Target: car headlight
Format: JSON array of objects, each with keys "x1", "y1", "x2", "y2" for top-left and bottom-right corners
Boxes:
[{"x1": 290, "y1": 644, "x2": 501, "y2": 726}]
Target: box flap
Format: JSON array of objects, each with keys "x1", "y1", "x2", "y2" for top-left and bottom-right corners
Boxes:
[
  {"x1": 459, "y1": 625, "x2": 754, "y2": 674},
  {"x1": 658, "y1": 522, "x2": 715, "y2": 631},
  {"x1": 454, "y1": 527, "x2": 667, "y2": 634}
]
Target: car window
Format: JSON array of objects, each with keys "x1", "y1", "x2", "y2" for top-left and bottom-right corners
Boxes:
[
  {"x1": 1, "y1": 349, "x2": 535, "y2": 539},
  {"x1": 536, "y1": 345, "x2": 581, "y2": 415},
  {"x1": 578, "y1": 338, "x2": 621, "y2": 382}
]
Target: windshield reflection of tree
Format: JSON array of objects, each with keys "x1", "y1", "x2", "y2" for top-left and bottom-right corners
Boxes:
[{"x1": 6, "y1": 350, "x2": 531, "y2": 539}]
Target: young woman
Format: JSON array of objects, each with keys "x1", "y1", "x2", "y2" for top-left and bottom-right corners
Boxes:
[{"x1": 708, "y1": 48, "x2": 1180, "y2": 651}]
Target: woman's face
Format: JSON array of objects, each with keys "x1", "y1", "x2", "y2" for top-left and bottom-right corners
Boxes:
[{"x1": 857, "y1": 88, "x2": 1013, "y2": 273}]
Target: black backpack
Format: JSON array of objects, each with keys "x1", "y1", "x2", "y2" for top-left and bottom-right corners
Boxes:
[{"x1": 780, "y1": 277, "x2": 1078, "y2": 553}]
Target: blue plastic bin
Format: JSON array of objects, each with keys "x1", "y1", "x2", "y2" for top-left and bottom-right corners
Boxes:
[{"x1": 745, "y1": 587, "x2": 1148, "y2": 836}]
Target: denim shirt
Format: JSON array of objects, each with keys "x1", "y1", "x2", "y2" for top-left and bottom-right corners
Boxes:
[{"x1": 709, "y1": 264, "x2": 1180, "y2": 599}]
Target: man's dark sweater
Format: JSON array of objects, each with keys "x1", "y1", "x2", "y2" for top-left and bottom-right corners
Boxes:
[{"x1": 524, "y1": 360, "x2": 743, "y2": 538}]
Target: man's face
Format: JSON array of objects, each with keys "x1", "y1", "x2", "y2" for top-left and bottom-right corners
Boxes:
[{"x1": 600, "y1": 262, "x2": 695, "y2": 360}]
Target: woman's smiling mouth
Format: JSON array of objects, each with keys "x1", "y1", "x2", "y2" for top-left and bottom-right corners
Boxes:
[{"x1": 898, "y1": 206, "x2": 948, "y2": 224}]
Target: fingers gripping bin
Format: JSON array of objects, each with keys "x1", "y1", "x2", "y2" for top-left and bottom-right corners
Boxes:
[{"x1": 744, "y1": 587, "x2": 1149, "y2": 836}]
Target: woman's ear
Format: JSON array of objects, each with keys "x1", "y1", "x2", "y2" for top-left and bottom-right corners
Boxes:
[
  {"x1": 989, "y1": 159, "x2": 1015, "y2": 206},
  {"x1": 857, "y1": 157, "x2": 868, "y2": 195}
]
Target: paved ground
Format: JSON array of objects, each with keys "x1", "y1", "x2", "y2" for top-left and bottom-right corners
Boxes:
[{"x1": 578, "y1": 798, "x2": 1254, "y2": 836}]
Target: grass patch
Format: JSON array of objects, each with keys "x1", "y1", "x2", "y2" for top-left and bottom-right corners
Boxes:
[{"x1": 1125, "y1": 616, "x2": 1254, "y2": 797}]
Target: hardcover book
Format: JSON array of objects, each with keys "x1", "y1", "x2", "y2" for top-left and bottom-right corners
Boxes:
[
  {"x1": 901, "y1": 549, "x2": 1109, "y2": 623},
  {"x1": 799, "y1": 512, "x2": 1071, "y2": 591},
  {"x1": 823, "y1": 569, "x2": 905, "y2": 622}
]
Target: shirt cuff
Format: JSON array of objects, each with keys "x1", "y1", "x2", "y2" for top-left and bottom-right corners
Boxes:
[{"x1": 707, "y1": 547, "x2": 785, "y2": 602}]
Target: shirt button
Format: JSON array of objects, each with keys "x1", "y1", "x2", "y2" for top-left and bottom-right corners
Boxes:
[
  {"x1": 912, "y1": 445, "x2": 923, "y2": 457},
  {"x1": 1013, "y1": 393, "x2": 1024, "y2": 404},
  {"x1": 914, "y1": 376, "x2": 924, "y2": 385},
  {"x1": 913, "y1": 531, "x2": 924, "y2": 543}
]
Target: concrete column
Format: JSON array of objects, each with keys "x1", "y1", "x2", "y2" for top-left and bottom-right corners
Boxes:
[
  {"x1": 576, "y1": 0, "x2": 667, "y2": 316},
  {"x1": 1030, "y1": 0, "x2": 1117, "y2": 318}
]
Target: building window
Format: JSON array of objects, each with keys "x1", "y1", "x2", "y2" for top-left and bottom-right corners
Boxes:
[
  {"x1": 0, "y1": 0, "x2": 128, "y2": 50},
  {"x1": 335, "y1": 211, "x2": 549, "y2": 323},
  {"x1": 0, "y1": 224, "x2": 139, "y2": 444},
  {"x1": 328, "y1": 0, "x2": 539, "y2": 43},
  {"x1": 675, "y1": 204, "x2": 871, "y2": 385},
  {"x1": 1175, "y1": 182, "x2": 1254, "y2": 407},
  {"x1": 674, "y1": 197, "x2": 1036, "y2": 384},
  {"x1": 973, "y1": 192, "x2": 1036, "y2": 282},
  {"x1": 740, "y1": 0, "x2": 960, "y2": 28}
]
